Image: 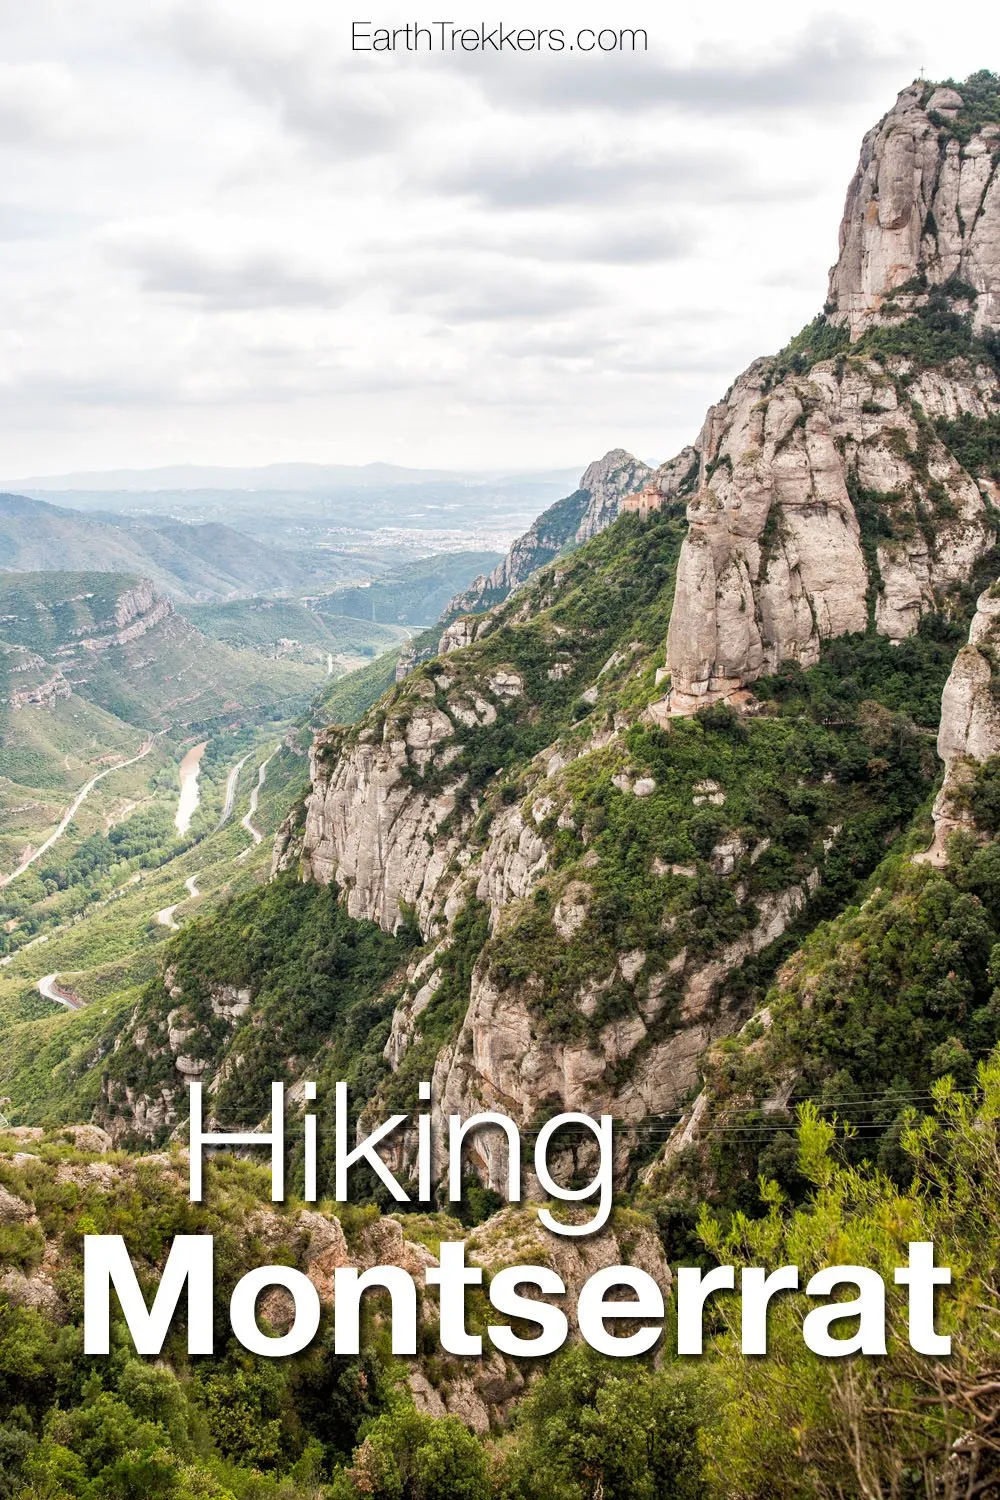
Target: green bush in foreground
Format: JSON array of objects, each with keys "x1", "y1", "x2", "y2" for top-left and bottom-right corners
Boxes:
[
  {"x1": 4, "y1": 1055, "x2": 1000, "y2": 1496},
  {"x1": 702, "y1": 1059, "x2": 1000, "y2": 1499}
]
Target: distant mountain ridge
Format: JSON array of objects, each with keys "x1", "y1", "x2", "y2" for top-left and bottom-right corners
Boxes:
[
  {"x1": 441, "y1": 445, "x2": 699, "y2": 624},
  {"x1": 0, "y1": 492, "x2": 363, "y2": 604},
  {"x1": 4, "y1": 461, "x2": 581, "y2": 493}
]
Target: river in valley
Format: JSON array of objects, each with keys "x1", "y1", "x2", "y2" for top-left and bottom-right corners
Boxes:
[{"x1": 175, "y1": 742, "x2": 208, "y2": 836}]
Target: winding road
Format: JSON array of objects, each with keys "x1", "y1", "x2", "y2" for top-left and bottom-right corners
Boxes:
[
  {"x1": 155, "y1": 871, "x2": 203, "y2": 932},
  {"x1": 37, "y1": 973, "x2": 82, "y2": 1011},
  {"x1": 27, "y1": 745, "x2": 273, "y2": 1008},
  {"x1": 235, "y1": 749, "x2": 277, "y2": 862},
  {"x1": 2, "y1": 739, "x2": 155, "y2": 887},
  {"x1": 216, "y1": 753, "x2": 251, "y2": 830}
]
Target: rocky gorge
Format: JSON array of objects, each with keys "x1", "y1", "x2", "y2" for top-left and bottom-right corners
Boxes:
[
  {"x1": 94, "y1": 78, "x2": 1000, "y2": 1211},
  {"x1": 266, "y1": 81, "x2": 1000, "y2": 1183}
]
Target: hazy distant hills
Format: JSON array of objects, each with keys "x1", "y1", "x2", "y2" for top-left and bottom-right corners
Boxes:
[
  {"x1": 310, "y1": 550, "x2": 504, "y2": 627},
  {"x1": 1, "y1": 465, "x2": 580, "y2": 557},
  {"x1": 2, "y1": 461, "x2": 579, "y2": 493},
  {"x1": 0, "y1": 492, "x2": 367, "y2": 604}
]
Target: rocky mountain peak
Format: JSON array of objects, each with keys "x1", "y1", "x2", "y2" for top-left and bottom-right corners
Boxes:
[
  {"x1": 573, "y1": 448, "x2": 652, "y2": 543},
  {"x1": 659, "y1": 76, "x2": 1000, "y2": 717},
  {"x1": 827, "y1": 76, "x2": 1000, "y2": 338},
  {"x1": 439, "y1": 448, "x2": 651, "y2": 625},
  {"x1": 578, "y1": 447, "x2": 639, "y2": 489}
]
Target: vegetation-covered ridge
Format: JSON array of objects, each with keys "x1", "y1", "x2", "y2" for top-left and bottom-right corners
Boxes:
[
  {"x1": 297, "y1": 457, "x2": 984, "y2": 1110},
  {"x1": 641, "y1": 751, "x2": 1000, "y2": 1255},
  {"x1": 94, "y1": 513, "x2": 979, "y2": 1176},
  {"x1": 98, "y1": 876, "x2": 415, "y2": 1150},
  {"x1": 3, "y1": 1057, "x2": 1000, "y2": 1498},
  {"x1": 775, "y1": 277, "x2": 1000, "y2": 389},
  {"x1": 329, "y1": 504, "x2": 689, "y2": 785},
  {"x1": 925, "y1": 67, "x2": 1000, "y2": 139}
]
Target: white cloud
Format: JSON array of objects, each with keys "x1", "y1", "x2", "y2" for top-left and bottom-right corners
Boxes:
[
  {"x1": 105, "y1": 232, "x2": 345, "y2": 310},
  {"x1": 0, "y1": 0, "x2": 993, "y2": 473},
  {"x1": 453, "y1": 13, "x2": 912, "y2": 116},
  {"x1": 155, "y1": 3, "x2": 413, "y2": 157},
  {"x1": 0, "y1": 62, "x2": 118, "y2": 147}
]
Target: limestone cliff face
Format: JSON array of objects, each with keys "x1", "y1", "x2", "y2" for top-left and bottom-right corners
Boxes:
[
  {"x1": 346, "y1": 702, "x2": 831, "y2": 1190},
  {"x1": 663, "y1": 79, "x2": 1000, "y2": 713},
  {"x1": 423, "y1": 878, "x2": 816, "y2": 1189},
  {"x1": 919, "y1": 584, "x2": 1000, "y2": 863},
  {"x1": 2, "y1": 578, "x2": 176, "y2": 711},
  {"x1": 76, "y1": 584, "x2": 173, "y2": 651},
  {"x1": 571, "y1": 448, "x2": 655, "y2": 544},
  {"x1": 5, "y1": 667, "x2": 72, "y2": 711},
  {"x1": 300, "y1": 676, "x2": 477, "y2": 934},
  {"x1": 664, "y1": 355, "x2": 997, "y2": 712},
  {"x1": 300, "y1": 666, "x2": 561, "y2": 939},
  {"x1": 939, "y1": 586, "x2": 1000, "y2": 763},
  {"x1": 100, "y1": 961, "x2": 253, "y2": 1142},
  {"x1": 828, "y1": 83, "x2": 1000, "y2": 338},
  {"x1": 445, "y1": 449, "x2": 651, "y2": 620}
]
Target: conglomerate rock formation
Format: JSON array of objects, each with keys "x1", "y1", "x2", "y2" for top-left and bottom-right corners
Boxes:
[
  {"x1": 918, "y1": 583, "x2": 1000, "y2": 863},
  {"x1": 663, "y1": 81, "x2": 1000, "y2": 713},
  {"x1": 101, "y1": 79, "x2": 1000, "y2": 1202}
]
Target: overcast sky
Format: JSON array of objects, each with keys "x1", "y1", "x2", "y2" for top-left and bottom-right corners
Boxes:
[{"x1": 0, "y1": 0, "x2": 998, "y2": 477}]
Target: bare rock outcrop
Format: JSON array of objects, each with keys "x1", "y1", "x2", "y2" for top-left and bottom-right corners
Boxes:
[
  {"x1": 664, "y1": 345, "x2": 996, "y2": 714},
  {"x1": 421, "y1": 880, "x2": 815, "y2": 1191},
  {"x1": 828, "y1": 83, "x2": 1000, "y2": 338},
  {"x1": 75, "y1": 580, "x2": 174, "y2": 651},
  {"x1": 474, "y1": 804, "x2": 548, "y2": 920},
  {"x1": 7, "y1": 668, "x2": 73, "y2": 711},
  {"x1": 571, "y1": 448, "x2": 655, "y2": 543},
  {"x1": 444, "y1": 449, "x2": 651, "y2": 622},
  {"x1": 918, "y1": 584, "x2": 1000, "y2": 864},
  {"x1": 99, "y1": 963, "x2": 258, "y2": 1142},
  {"x1": 0, "y1": 1183, "x2": 33, "y2": 1224},
  {"x1": 300, "y1": 686, "x2": 470, "y2": 935},
  {"x1": 271, "y1": 804, "x2": 305, "y2": 875},
  {"x1": 440, "y1": 616, "x2": 479, "y2": 654},
  {"x1": 662, "y1": 81, "x2": 1000, "y2": 714}
]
